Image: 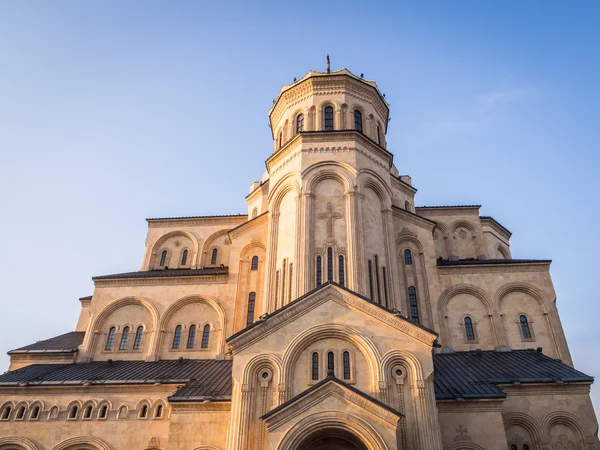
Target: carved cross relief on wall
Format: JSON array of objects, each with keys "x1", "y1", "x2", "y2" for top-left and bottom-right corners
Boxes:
[{"x1": 317, "y1": 202, "x2": 343, "y2": 242}]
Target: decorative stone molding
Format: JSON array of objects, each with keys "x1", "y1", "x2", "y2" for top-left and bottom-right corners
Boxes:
[
  {"x1": 94, "y1": 275, "x2": 229, "y2": 287},
  {"x1": 170, "y1": 402, "x2": 231, "y2": 412},
  {"x1": 0, "y1": 436, "x2": 39, "y2": 450},
  {"x1": 50, "y1": 436, "x2": 112, "y2": 450},
  {"x1": 501, "y1": 383, "x2": 591, "y2": 396},
  {"x1": 436, "y1": 400, "x2": 504, "y2": 412}
]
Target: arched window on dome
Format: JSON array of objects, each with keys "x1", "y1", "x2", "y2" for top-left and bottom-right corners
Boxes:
[
  {"x1": 376, "y1": 123, "x2": 382, "y2": 144},
  {"x1": 1, "y1": 405, "x2": 11, "y2": 420},
  {"x1": 68, "y1": 404, "x2": 79, "y2": 419},
  {"x1": 251, "y1": 256, "x2": 259, "y2": 270},
  {"x1": 408, "y1": 286, "x2": 420, "y2": 324},
  {"x1": 30, "y1": 405, "x2": 40, "y2": 420},
  {"x1": 510, "y1": 446, "x2": 517, "y2": 450},
  {"x1": 133, "y1": 326, "x2": 143, "y2": 350},
  {"x1": 520, "y1": 315, "x2": 532, "y2": 339},
  {"x1": 139, "y1": 404, "x2": 148, "y2": 419},
  {"x1": 324, "y1": 106, "x2": 334, "y2": 131},
  {"x1": 98, "y1": 405, "x2": 108, "y2": 419},
  {"x1": 119, "y1": 326, "x2": 129, "y2": 350},
  {"x1": 172, "y1": 325, "x2": 182, "y2": 349},
  {"x1": 296, "y1": 114, "x2": 304, "y2": 133},
  {"x1": 83, "y1": 405, "x2": 92, "y2": 419},
  {"x1": 105, "y1": 327, "x2": 116, "y2": 351},
  {"x1": 15, "y1": 405, "x2": 25, "y2": 420},
  {"x1": 354, "y1": 110, "x2": 363, "y2": 133},
  {"x1": 404, "y1": 201, "x2": 411, "y2": 211},
  {"x1": 327, "y1": 351, "x2": 335, "y2": 374},
  {"x1": 464, "y1": 316, "x2": 476, "y2": 341},
  {"x1": 181, "y1": 249, "x2": 188, "y2": 266},
  {"x1": 312, "y1": 352, "x2": 319, "y2": 380},
  {"x1": 252, "y1": 207, "x2": 258, "y2": 218},
  {"x1": 186, "y1": 325, "x2": 196, "y2": 349},
  {"x1": 343, "y1": 351, "x2": 351, "y2": 380},
  {"x1": 211, "y1": 248, "x2": 218, "y2": 265},
  {"x1": 404, "y1": 249, "x2": 413, "y2": 265},
  {"x1": 247, "y1": 292, "x2": 256, "y2": 326},
  {"x1": 201, "y1": 325, "x2": 210, "y2": 348},
  {"x1": 155, "y1": 404, "x2": 163, "y2": 418},
  {"x1": 279, "y1": 130, "x2": 283, "y2": 148},
  {"x1": 160, "y1": 250, "x2": 168, "y2": 267}
]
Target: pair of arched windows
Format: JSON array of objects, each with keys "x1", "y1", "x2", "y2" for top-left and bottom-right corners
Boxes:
[
  {"x1": 311, "y1": 351, "x2": 351, "y2": 381},
  {"x1": 105, "y1": 326, "x2": 144, "y2": 352},
  {"x1": 138, "y1": 403, "x2": 163, "y2": 419},
  {"x1": 510, "y1": 445, "x2": 530, "y2": 450},
  {"x1": 6, "y1": 404, "x2": 41, "y2": 421},
  {"x1": 159, "y1": 249, "x2": 189, "y2": 267},
  {"x1": 172, "y1": 324, "x2": 210, "y2": 350},
  {"x1": 315, "y1": 251, "x2": 345, "y2": 287}
]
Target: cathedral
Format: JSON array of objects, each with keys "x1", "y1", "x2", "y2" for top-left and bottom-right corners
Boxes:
[{"x1": 0, "y1": 67, "x2": 598, "y2": 450}]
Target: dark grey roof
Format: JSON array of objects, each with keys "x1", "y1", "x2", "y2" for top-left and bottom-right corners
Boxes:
[
  {"x1": 147, "y1": 214, "x2": 246, "y2": 221},
  {"x1": 79, "y1": 295, "x2": 92, "y2": 301},
  {"x1": 8, "y1": 332, "x2": 85, "y2": 355},
  {"x1": 480, "y1": 215, "x2": 512, "y2": 235},
  {"x1": 0, "y1": 359, "x2": 232, "y2": 399},
  {"x1": 260, "y1": 374, "x2": 402, "y2": 420},
  {"x1": 433, "y1": 350, "x2": 593, "y2": 400},
  {"x1": 92, "y1": 267, "x2": 228, "y2": 280},
  {"x1": 437, "y1": 258, "x2": 551, "y2": 267},
  {"x1": 417, "y1": 205, "x2": 481, "y2": 209}
]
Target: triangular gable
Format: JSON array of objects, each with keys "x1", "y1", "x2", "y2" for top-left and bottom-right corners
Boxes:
[
  {"x1": 260, "y1": 375, "x2": 401, "y2": 431},
  {"x1": 227, "y1": 282, "x2": 438, "y2": 352}
]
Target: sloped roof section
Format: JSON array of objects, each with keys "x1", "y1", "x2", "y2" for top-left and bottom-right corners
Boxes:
[
  {"x1": 433, "y1": 350, "x2": 593, "y2": 400},
  {"x1": 8, "y1": 331, "x2": 85, "y2": 354},
  {"x1": 92, "y1": 267, "x2": 228, "y2": 280}
]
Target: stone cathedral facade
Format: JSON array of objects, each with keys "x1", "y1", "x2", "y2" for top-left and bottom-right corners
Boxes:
[{"x1": 0, "y1": 68, "x2": 598, "y2": 450}]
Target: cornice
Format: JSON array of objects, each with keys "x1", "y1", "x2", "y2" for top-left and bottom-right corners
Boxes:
[
  {"x1": 0, "y1": 384, "x2": 176, "y2": 395},
  {"x1": 170, "y1": 402, "x2": 231, "y2": 412},
  {"x1": 391, "y1": 177, "x2": 417, "y2": 195},
  {"x1": 147, "y1": 215, "x2": 247, "y2": 228},
  {"x1": 480, "y1": 216, "x2": 512, "y2": 240},
  {"x1": 228, "y1": 212, "x2": 269, "y2": 240},
  {"x1": 391, "y1": 205, "x2": 437, "y2": 230},
  {"x1": 437, "y1": 262, "x2": 550, "y2": 275},
  {"x1": 500, "y1": 383, "x2": 591, "y2": 396},
  {"x1": 416, "y1": 206, "x2": 481, "y2": 217},
  {"x1": 436, "y1": 399, "x2": 504, "y2": 412},
  {"x1": 94, "y1": 275, "x2": 229, "y2": 287}
]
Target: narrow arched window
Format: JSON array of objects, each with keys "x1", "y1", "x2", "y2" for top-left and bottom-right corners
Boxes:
[
  {"x1": 296, "y1": 114, "x2": 304, "y2": 133},
  {"x1": 324, "y1": 106, "x2": 334, "y2": 131},
  {"x1": 312, "y1": 352, "x2": 319, "y2": 380},
  {"x1": 367, "y1": 259, "x2": 374, "y2": 301},
  {"x1": 133, "y1": 326, "x2": 143, "y2": 350},
  {"x1": 510, "y1": 446, "x2": 517, "y2": 450},
  {"x1": 520, "y1": 315, "x2": 532, "y2": 339},
  {"x1": 247, "y1": 292, "x2": 256, "y2": 326},
  {"x1": 408, "y1": 286, "x2": 420, "y2": 323},
  {"x1": 16, "y1": 406, "x2": 25, "y2": 420},
  {"x1": 278, "y1": 131, "x2": 283, "y2": 148},
  {"x1": 382, "y1": 266, "x2": 389, "y2": 308},
  {"x1": 155, "y1": 404, "x2": 163, "y2": 418},
  {"x1": 251, "y1": 256, "x2": 259, "y2": 270},
  {"x1": 105, "y1": 327, "x2": 116, "y2": 350},
  {"x1": 210, "y1": 248, "x2": 218, "y2": 265},
  {"x1": 139, "y1": 404, "x2": 148, "y2": 418},
  {"x1": 376, "y1": 124, "x2": 381, "y2": 144},
  {"x1": 99, "y1": 405, "x2": 108, "y2": 419},
  {"x1": 252, "y1": 207, "x2": 258, "y2": 218},
  {"x1": 119, "y1": 326, "x2": 129, "y2": 350},
  {"x1": 404, "y1": 249, "x2": 413, "y2": 265},
  {"x1": 281, "y1": 259, "x2": 287, "y2": 303},
  {"x1": 68, "y1": 405, "x2": 78, "y2": 419},
  {"x1": 405, "y1": 201, "x2": 411, "y2": 211},
  {"x1": 343, "y1": 351, "x2": 351, "y2": 380},
  {"x1": 327, "y1": 351, "x2": 334, "y2": 374},
  {"x1": 327, "y1": 247, "x2": 333, "y2": 281},
  {"x1": 181, "y1": 249, "x2": 188, "y2": 266},
  {"x1": 289, "y1": 263, "x2": 294, "y2": 301},
  {"x1": 1, "y1": 406, "x2": 11, "y2": 420},
  {"x1": 275, "y1": 270, "x2": 280, "y2": 306},
  {"x1": 464, "y1": 317, "x2": 475, "y2": 341},
  {"x1": 172, "y1": 325, "x2": 182, "y2": 349},
  {"x1": 374, "y1": 254, "x2": 381, "y2": 305},
  {"x1": 186, "y1": 325, "x2": 196, "y2": 349},
  {"x1": 83, "y1": 405, "x2": 92, "y2": 419},
  {"x1": 160, "y1": 250, "x2": 167, "y2": 267},
  {"x1": 523, "y1": 445, "x2": 530, "y2": 450},
  {"x1": 201, "y1": 325, "x2": 210, "y2": 348},
  {"x1": 354, "y1": 110, "x2": 363, "y2": 133},
  {"x1": 30, "y1": 406, "x2": 40, "y2": 420},
  {"x1": 316, "y1": 256, "x2": 322, "y2": 287},
  {"x1": 338, "y1": 256, "x2": 345, "y2": 287}
]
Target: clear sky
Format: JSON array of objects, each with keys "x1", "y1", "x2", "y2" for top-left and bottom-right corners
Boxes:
[{"x1": 0, "y1": 0, "x2": 599, "y2": 418}]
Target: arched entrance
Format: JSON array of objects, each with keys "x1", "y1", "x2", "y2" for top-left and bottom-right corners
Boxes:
[{"x1": 295, "y1": 428, "x2": 368, "y2": 450}]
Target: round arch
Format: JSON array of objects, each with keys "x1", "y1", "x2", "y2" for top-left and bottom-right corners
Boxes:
[
  {"x1": 242, "y1": 353, "x2": 283, "y2": 386},
  {"x1": 450, "y1": 220, "x2": 477, "y2": 234},
  {"x1": 281, "y1": 323, "x2": 381, "y2": 398},
  {"x1": 303, "y1": 162, "x2": 355, "y2": 195},
  {"x1": 380, "y1": 350, "x2": 424, "y2": 384},
  {"x1": 0, "y1": 437, "x2": 39, "y2": 450},
  {"x1": 267, "y1": 173, "x2": 302, "y2": 210},
  {"x1": 200, "y1": 229, "x2": 231, "y2": 266},
  {"x1": 495, "y1": 282, "x2": 549, "y2": 314},
  {"x1": 395, "y1": 236, "x2": 424, "y2": 254},
  {"x1": 540, "y1": 411, "x2": 591, "y2": 445},
  {"x1": 50, "y1": 436, "x2": 112, "y2": 450},
  {"x1": 277, "y1": 411, "x2": 388, "y2": 450},
  {"x1": 444, "y1": 443, "x2": 486, "y2": 450},
  {"x1": 157, "y1": 295, "x2": 226, "y2": 354},
  {"x1": 149, "y1": 230, "x2": 199, "y2": 268},
  {"x1": 356, "y1": 170, "x2": 393, "y2": 209},
  {"x1": 503, "y1": 412, "x2": 543, "y2": 449}
]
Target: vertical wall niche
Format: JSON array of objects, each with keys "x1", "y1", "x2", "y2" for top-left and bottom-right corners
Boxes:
[
  {"x1": 313, "y1": 177, "x2": 348, "y2": 287},
  {"x1": 275, "y1": 189, "x2": 297, "y2": 308},
  {"x1": 361, "y1": 186, "x2": 387, "y2": 301},
  {"x1": 245, "y1": 366, "x2": 277, "y2": 450},
  {"x1": 235, "y1": 245, "x2": 266, "y2": 332}
]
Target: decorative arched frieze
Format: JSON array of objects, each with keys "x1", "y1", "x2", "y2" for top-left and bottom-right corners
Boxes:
[
  {"x1": 503, "y1": 412, "x2": 543, "y2": 449},
  {"x1": 443, "y1": 443, "x2": 486, "y2": 450},
  {"x1": 50, "y1": 436, "x2": 112, "y2": 450},
  {"x1": 148, "y1": 230, "x2": 199, "y2": 269},
  {"x1": 495, "y1": 282, "x2": 549, "y2": 314},
  {"x1": 267, "y1": 173, "x2": 302, "y2": 208},
  {"x1": 540, "y1": 411, "x2": 592, "y2": 446},
  {"x1": 0, "y1": 436, "x2": 39, "y2": 450},
  {"x1": 356, "y1": 170, "x2": 393, "y2": 209},
  {"x1": 303, "y1": 162, "x2": 355, "y2": 195}
]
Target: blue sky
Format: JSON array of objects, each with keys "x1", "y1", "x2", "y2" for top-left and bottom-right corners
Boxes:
[{"x1": 0, "y1": 0, "x2": 599, "y2": 417}]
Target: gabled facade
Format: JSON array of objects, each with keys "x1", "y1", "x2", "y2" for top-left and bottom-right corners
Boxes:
[{"x1": 0, "y1": 68, "x2": 597, "y2": 450}]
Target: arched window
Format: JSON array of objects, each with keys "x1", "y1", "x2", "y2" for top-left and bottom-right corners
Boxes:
[
  {"x1": 281, "y1": 258, "x2": 287, "y2": 303},
  {"x1": 139, "y1": 404, "x2": 148, "y2": 418},
  {"x1": 324, "y1": 106, "x2": 334, "y2": 131},
  {"x1": 376, "y1": 123, "x2": 381, "y2": 144},
  {"x1": 343, "y1": 351, "x2": 351, "y2": 380},
  {"x1": 68, "y1": 405, "x2": 78, "y2": 419},
  {"x1": 30, "y1": 406, "x2": 40, "y2": 420},
  {"x1": 105, "y1": 327, "x2": 116, "y2": 350},
  {"x1": 327, "y1": 351, "x2": 334, "y2": 374},
  {"x1": 312, "y1": 352, "x2": 319, "y2": 381},
  {"x1": 464, "y1": 317, "x2": 475, "y2": 341},
  {"x1": 160, "y1": 250, "x2": 167, "y2": 267},
  {"x1": 83, "y1": 405, "x2": 92, "y2": 419},
  {"x1": 275, "y1": 270, "x2": 280, "y2": 306},
  {"x1": 1, "y1": 405, "x2": 11, "y2": 420},
  {"x1": 510, "y1": 446, "x2": 517, "y2": 450},
  {"x1": 296, "y1": 114, "x2": 304, "y2": 133},
  {"x1": 408, "y1": 286, "x2": 420, "y2": 323},
  {"x1": 16, "y1": 406, "x2": 25, "y2": 420},
  {"x1": 246, "y1": 292, "x2": 256, "y2": 326},
  {"x1": 251, "y1": 255, "x2": 259, "y2": 270},
  {"x1": 210, "y1": 248, "x2": 218, "y2": 265},
  {"x1": 523, "y1": 445, "x2": 530, "y2": 450},
  {"x1": 186, "y1": 324, "x2": 196, "y2": 349},
  {"x1": 98, "y1": 405, "x2": 108, "y2": 419},
  {"x1": 404, "y1": 249, "x2": 413, "y2": 265},
  {"x1": 118, "y1": 405, "x2": 127, "y2": 419},
  {"x1": 172, "y1": 325, "x2": 182, "y2": 349},
  {"x1": 354, "y1": 110, "x2": 363, "y2": 133},
  {"x1": 155, "y1": 404, "x2": 163, "y2": 418},
  {"x1": 252, "y1": 207, "x2": 258, "y2": 218},
  {"x1": 181, "y1": 249, "x2": 188, "y2": 266},
  {"x1": 520, "y1": 315, "x2": 532, "y2": 339},
  {"x1": 279, "y1": 130, "x2": 283, "y2": 148},
  {"x1": 289, "y1": 263, "x2": 294, "y2": 300},
  {"x1": 404, "y1": 201, "x2": 411, "y2": 211},
  {"x1": 201, "y1": 325, "x2": 210, "y2": 348},
  {"x1": 316, "y1": 256, "x2": 322, "y2": 287},
  {"x1": 382, "y1": 266, "x2": 389, "y2": 308},
  {"x1": 327, "y1": 247, "x2": 333, "y2": 281},
  {"x1": 374, "y1": 254, "x2": 381, "y2": 305},
  {"x1": 367, "y1": 259, "x2": 374, "y2": 301},
  {"x1": 133, "y1": 326, "x2": 143, "y2": 350},
  {"x1": 119, "y1": 326, "x2": 129, "y2": 351},
  {"x1": 338, "y1": 255, "x2": 345, "y2": 287}
]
